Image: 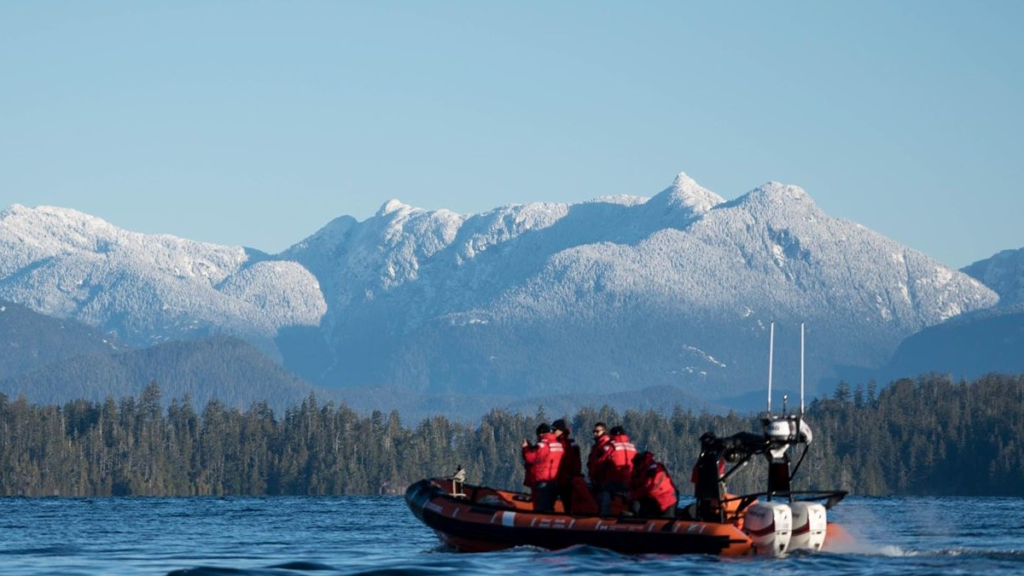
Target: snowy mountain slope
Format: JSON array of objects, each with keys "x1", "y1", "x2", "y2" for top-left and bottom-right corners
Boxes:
[
  {"x1": 962, "y1": 247, "x2": 1024, "y2": 307},
  {"x1": 866, "y1": 247, "x2": 1024, "y2": 383},
  {"x1": 283, "y1": 174, "x2": 723, "y2": 324},
  {"x1": 0, "y1": 205, "x2": 326, "y2": 355},
  {"x1": 281, "y1": 174, "x2": 997, "y2": 401},
  {"x1": 0, "y1": 172, "x2": 1001, "y2": 412},
  {"x1": 505, "y1": 182, "x2": 987, "y2": 339}
]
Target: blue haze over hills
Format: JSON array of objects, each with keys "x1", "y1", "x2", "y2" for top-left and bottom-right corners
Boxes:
[{"x1": 0, "y1": 173, "x2": 1019, "y2": 420}]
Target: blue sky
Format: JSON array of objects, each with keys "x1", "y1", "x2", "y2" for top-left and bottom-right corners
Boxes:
[{"x1": 1, "y1": 2, "x2": 1021, "y2": 267}]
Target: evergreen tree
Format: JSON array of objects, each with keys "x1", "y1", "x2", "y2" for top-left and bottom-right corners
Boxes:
[{"x1": 0, "y1": 375, "x2": 1022, "y2": 497}]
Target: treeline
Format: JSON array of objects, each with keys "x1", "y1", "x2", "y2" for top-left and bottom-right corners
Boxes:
[{"x1": 1, "y1": 374, "x2": 1022, "y2": 497}]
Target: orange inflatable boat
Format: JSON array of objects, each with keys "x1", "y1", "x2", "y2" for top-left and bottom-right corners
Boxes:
[
  {"x1": 407, "y1": 477, "x2": 757, "y2": 555},
  {"x1": 406, "y1": 413, "x2": 850, "y2": 556}
]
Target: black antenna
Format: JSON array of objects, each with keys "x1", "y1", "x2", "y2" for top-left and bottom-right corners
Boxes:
[
  {"x1": 800, "y1": 322, "x2": 806, "y2": 416},
  {"x1": 766, "y1": 321, "x2": 775, "y2": 416}
]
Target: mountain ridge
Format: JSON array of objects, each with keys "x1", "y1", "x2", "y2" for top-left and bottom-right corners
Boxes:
[
  {"x1": 871, "y1": 247, "x2": 1024, "y2": 383},
  {"x1": 962, "y1": 246, "x2": 1024, "y2": 307},
  {"x1": 280, "y1": 174, "x2": 996, "y2": 402},
  {"x1": 0, "y1": 173, "x2": 1002, "y2": 415},
  {"x1": 0, "y1": 204, "x2": 327, "y2": 359}
]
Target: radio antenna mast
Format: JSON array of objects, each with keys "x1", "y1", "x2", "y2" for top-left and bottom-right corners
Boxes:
[
  {"x1": 767, "y1": 321, "x2": 775, "y2": 415},
  {"x1": 800, "y1": 323, "x2": 805, "y2": 415}
]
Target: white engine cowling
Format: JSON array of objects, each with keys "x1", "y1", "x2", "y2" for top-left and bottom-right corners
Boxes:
[
  {"x1": 765, "y1": 419, "x2": 794, "y2": 440},
  {"x1": 790, "y1": 502, "x2": 827, "y2": 552},
  {"x1": 743, "y1": 502, "x2": 792, "y2": 556},
  {"x1": 765, "y1": 418, "x2": 814, "y2": 444}
]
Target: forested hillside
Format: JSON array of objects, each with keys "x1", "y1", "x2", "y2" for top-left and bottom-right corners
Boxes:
[
  {"x1": 0, "y1": 300, "x2": 122, "y2": 378},
  {"x1": 0, "y1": 336, "x2": 326, "y2": 415},
  {"x1": 0, "y1": 374, "x2": 1021, "y2": 497}
]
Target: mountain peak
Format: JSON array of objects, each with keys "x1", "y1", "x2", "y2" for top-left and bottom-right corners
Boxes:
[
  {"x1": 671, "y1": 171, "x2": 699, "y2": 191},
  {"x1": 1, "y1": 203, "x2": 28, "y2": 216},
  {"x1": 377, "y1": 199, "x2": 417, "y2": 218},
  {"x1": 3, "y1": 203, "x2": 115, "y2": 228},
  {"x1": 670, "y1": 172, "x2": 724, "y2": 207},
  {"x1": 726, "y1": 181, "x2": 819, "y2": 218},
  {"x1": 748, "y1": 181, "x2": 812, "y2": 203},
  {"x1": 961, "y1": 246, "x2": 1024, "y2": 308},
  {"x1": 0, "y1": 204, "x2": 124, "y2": 254},
  {"x1": 644, "y1": 172, "x2": 725, "y2": 221}
]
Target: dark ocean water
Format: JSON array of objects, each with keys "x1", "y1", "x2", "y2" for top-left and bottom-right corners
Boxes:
[{"x1": 1, "y1": 495, "x2": 1021, "y2": 576}]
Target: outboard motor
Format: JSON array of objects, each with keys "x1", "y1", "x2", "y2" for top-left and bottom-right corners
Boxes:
[
  {"x1": 744, "y1": 501, "x2": 792, "y2": 556},
  {"x1": 790, "y1": 501, "x2": 827, "y2": 552}
]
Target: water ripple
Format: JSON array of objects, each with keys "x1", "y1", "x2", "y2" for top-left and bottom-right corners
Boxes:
[{"x1": 0, "y1": 496, "x2": 1022, "y2": 576}]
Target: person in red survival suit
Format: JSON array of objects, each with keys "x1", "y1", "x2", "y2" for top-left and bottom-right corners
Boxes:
[
  {"x1": 521, "y1": 423, "x2": 565, "y2": 513},
  {"x1": 607, "y1": 426, "x2": 637, "y2": 483},
  {"x1": 629, "y1": 451, "x2": 679, "y2": 518},
  {"x1": 587, "y1": 422, "x2": 613, "y2": 489},
  {"x1": 593, "y1": 425, "x2": 637, "y2": 516},
  {"x1": 551, "y1": 419, "x2": 582, "y2": 514}
]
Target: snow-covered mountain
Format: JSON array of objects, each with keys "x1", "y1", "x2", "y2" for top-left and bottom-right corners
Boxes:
[
  {"x1": 0, "y1": 174, "x2": 1002, "y2": 410},
  {"x1": 281, "y1": 173, "x2": 998, "y2": 402},
  {"x1": 869, "y1": 246, "x2": 1024, "y2": 383},
  {"x1": 0, "y1": 205, "x2": 326, "y2": 358},
  {"x1": 962, "y1": 247, "x2": 1024, "y2": 307}
]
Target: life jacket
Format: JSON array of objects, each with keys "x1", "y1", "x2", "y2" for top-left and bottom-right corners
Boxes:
[
  {"x1": 587, "y1": 434, "x2": 614, "y2": 486},
  {"x1": 556, "y1": 434, "x2": 583, "y2": 486},
  {"x1": 606, "y1": 433, "x2": 637, "y2": 485},
  {"x1": 522, "y1": 433, "x2": 565, "y2": 487},
  {"x1": 630, "y1": 451, "x2": 678, "y2": 512}
]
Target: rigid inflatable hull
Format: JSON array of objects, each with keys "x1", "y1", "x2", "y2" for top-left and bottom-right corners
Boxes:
[{"x1": 405, "y1": 479, "x2": 754, "y2": 556}]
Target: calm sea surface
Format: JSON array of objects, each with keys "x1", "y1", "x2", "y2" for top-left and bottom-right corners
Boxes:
[{"x1": 0, "y1": 495, "x2": 1021, "y2": 576}]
